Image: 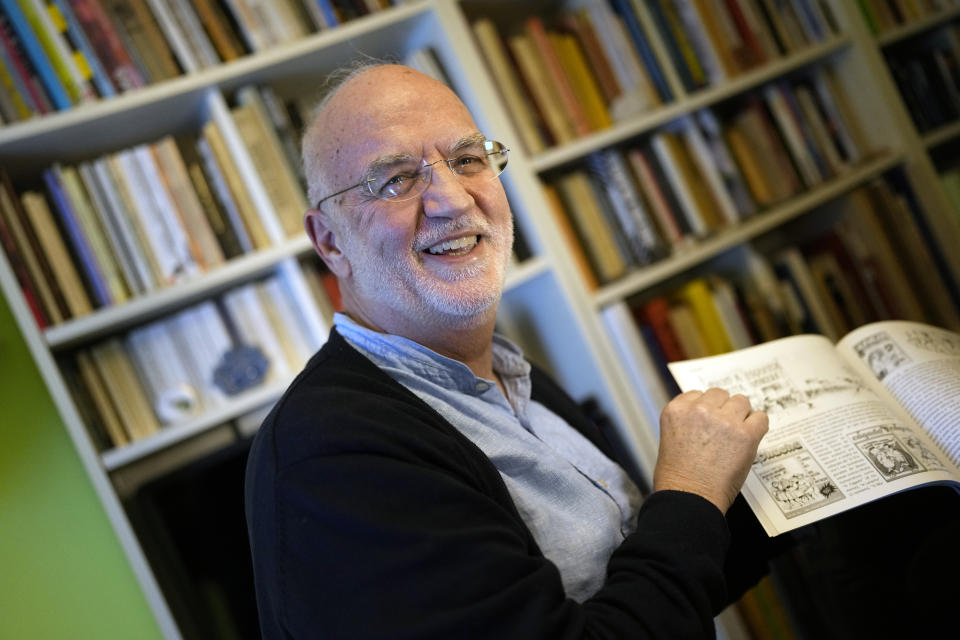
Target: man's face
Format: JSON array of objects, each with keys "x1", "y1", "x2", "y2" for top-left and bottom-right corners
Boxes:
[{"x1": 312, "y1": 67, "x2": 514, "y2": 333}]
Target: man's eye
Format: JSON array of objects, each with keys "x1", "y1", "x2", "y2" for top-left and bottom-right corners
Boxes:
[{"x1": 453, "y1": 155, "x2": 483, "y2": 172}]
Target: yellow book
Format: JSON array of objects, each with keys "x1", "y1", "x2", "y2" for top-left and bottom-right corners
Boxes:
[
  {"x1": 550, "y1": 32, "x2": 612, "y2": 132},
  {"x1": 90, "y1": 338, "x2": 160, "y2": 441},
  {"x1": 674, "y1": 278, "x2": 732, "y2": 355},
  {"x1": 20, "y1": 190, "x2": 92, "y2": 318},
  {"x1": 151, "y1": 137, "x2": 225, "y2": 270},
  {"x1": 0, "y1": 180, "x2": 63, "y2": 322},
  {"x1": 725, "y1": 126, "x2": 777, "y2": 207},
  {"x1": 76, "y1": 350, "x2": 130, "y2": 447},
  {"x1": 542, "y1": 183, "x2": 598, "y2": 291},
  {"x1": 18, "y1": 0, "x2": 85, "y2": 102},
  {"x1": 57, "y1": 165, "x2": 130, "y2": 304},
  {"x1": 202, "y1": 119, "x2": 271, "y2": 249},
  {"x1": 555, "y1": 171, "x2": 627, "y2": 283},
  {"x1": 0, "y1": 55, "x2": 33, "y2": 119},
  {"x1": 508, "y1": 32, "x2": 576, "y2": 145},
  {"x1": 472, "y1": 18, "x2": 546, "y2": 154},
  {"x1": 690, "y1": 0, "x2": 740, "y2": 76},
  {"x1": 234, "y1": 87, "x2": 310, "y2": 237}
]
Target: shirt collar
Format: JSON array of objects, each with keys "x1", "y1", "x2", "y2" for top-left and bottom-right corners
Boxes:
[{"x1": 333, "y1": 312, "x2": 531, "y2": 397}]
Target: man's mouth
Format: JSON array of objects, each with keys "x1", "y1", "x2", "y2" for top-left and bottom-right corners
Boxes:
[{"x1": 426, "y1": 235, "x2": 479, "y2": 256}]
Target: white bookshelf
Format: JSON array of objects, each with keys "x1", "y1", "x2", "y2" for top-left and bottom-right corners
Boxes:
[{"x1": 2, "y1": 1, "x2": 959, "y2": 638}]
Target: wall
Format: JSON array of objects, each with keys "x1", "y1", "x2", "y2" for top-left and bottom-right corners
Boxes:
[{"x1": 0, "y1": 295, "x2": 163, "y2": 639}]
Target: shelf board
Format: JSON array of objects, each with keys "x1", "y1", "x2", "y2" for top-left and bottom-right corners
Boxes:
[
  {"x1": 876, "y1": 7, "x2": 960, "y2": 47},
  {"x1": 529, "y1": 36, "x2": 851, "y2": 173},
  {"x1": 505, "y1": 255, "x2": 550, "y2": 290},
  {"x1": 922, "y1": 120, "x2": 960, "y2": 148},
  {"x1": 101, "y1": 380, "x2": 291, "y2": 471},
  {"x1": 45, "y1": 235, "x2": 314, "y2": 350},
  {"x1": 0, "y1": 1, "x2": 432, "y2": 171},
  {"x1": 592, "y1": 152, "x2": 903, "y2": 308}
]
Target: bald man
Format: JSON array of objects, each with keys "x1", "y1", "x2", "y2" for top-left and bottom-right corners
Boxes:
[{"x1": 245, "y1": 63, "x2": 769, "y2": 639}]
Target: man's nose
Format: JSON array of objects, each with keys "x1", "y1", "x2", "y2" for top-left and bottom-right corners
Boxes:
[{"x1": 421, "y1": 163, "x2": 473, "y2": 217}]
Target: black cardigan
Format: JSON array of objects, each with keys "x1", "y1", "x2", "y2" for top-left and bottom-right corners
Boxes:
[{"x1": 245, "y1": 329, "x2": 764, "y2": 639}]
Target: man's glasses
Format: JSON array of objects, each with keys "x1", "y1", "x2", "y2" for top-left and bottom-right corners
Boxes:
[{"x1": 315, "y1": 139, "x2": 509, "y2": 208}]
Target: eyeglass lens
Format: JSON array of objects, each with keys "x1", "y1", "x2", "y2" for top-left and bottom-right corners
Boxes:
[{"x1": 368, "y1": 140, "x2": 509, "y2": 201}]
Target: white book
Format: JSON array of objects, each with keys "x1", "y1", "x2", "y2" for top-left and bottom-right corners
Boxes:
[
  {"x1": 669, "y1": 0, "x2": 725, "y2": 85},
  {"x1": 709, "y1": 277, "x2": 754, "y2": 350},
  {"x1": 126, "y1": 320, "x2": 200, "y2": 424},
  {"x1": 600, "y1": 302, "x2": 671, "y2": 435},
  {"x1": 794, "y1": 84, "x2": 846, "y2": 175},
  {"x1": 144, "y1": 0, "x2": 200, "y2": 72},
  {"x1": 86, "y1": 160, "x2": 153, "y2": 294},
  {"x1": 223, "y1": 283, "x2": 291, "y2": 383},
  {"x1": 112, "y1": 150, "x2": 185, "y2": 286},
  {"x1": 261, "y1": 275, "x2": 314, "y2": 367},
  {"x1": 583, "y1": 2, "x2": 655, "y2": 119},
  {"x1": 695, "y1": 109, "x2": 756, "y2": 218},
  {"x1": 196, "y1": 137, "x2": 254, "y2": 253},
  {"x1": 651, "y1": 132, "x2": 709, "y2": 237},
  {"x1": 810, "y1": 69, "x2": 862, "y2": 165},
  {"x1": 679, "y1": 118, "x2": 740, "y2": 225},
  {"x1": 167, "y1": 303, "x2": 231, "y2": 409},
  {"x1": 133, "y1": 145, "x2": 199, "y2": 279},
  {"x1": 763, "y1": 85, "x2": 823, "y2": 187}
]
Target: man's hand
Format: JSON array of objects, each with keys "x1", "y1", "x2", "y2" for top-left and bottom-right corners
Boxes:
[{"x1": 653, "y1": 388, "x2": 769, "y2": 514}]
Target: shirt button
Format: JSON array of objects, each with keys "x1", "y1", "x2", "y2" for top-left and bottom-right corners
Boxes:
[{"x1": 475, "y1": 382, "x2": 489, "y2": 392}]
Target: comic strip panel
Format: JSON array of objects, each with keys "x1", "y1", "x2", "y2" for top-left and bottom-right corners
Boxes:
[
  {"x1": 853, "y1": 332, "x2": 911, "y2": 381},
  {"x1": 851, "y1": 425, "x2": 948, "y2": 481},
  {"x1": 752, "y1": 441, "x2": 845, "y2": 519}
]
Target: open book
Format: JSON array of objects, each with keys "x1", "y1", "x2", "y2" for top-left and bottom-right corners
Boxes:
[{"x1": 667, "y1": 320, "x2": 960, "y2": 536}]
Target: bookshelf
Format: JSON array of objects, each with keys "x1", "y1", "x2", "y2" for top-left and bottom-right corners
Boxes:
[{"x1": 1, "y1": 1, "x2": 959, "y2": 638}]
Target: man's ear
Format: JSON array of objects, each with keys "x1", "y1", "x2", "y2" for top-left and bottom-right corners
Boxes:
[{"x1": 304, "y1": 209, "x2": 351, "y2": 278}]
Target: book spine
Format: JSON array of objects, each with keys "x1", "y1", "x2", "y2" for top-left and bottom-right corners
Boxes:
[
  {"x1": 608, "y1": 0, "x2": 673, "y2": 101},
  {"x1": 42, "y1": 167, "x2": 111, "y2": 306},
  {"x1": 50, "y1": 0, "x2": 114, "y2": 96},
  {"x1": 0, "y1": 0, "x2": 70, "y2": 107}
]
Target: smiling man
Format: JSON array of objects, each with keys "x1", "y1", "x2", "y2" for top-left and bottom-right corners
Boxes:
[{"x1": 245, "y1": 63, "x2": 770, "y2": 639}]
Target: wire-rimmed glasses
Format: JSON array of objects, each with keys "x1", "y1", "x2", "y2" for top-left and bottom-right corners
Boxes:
[{"x1": 315, "y1": 139, "x2": 509, "y2": 208}]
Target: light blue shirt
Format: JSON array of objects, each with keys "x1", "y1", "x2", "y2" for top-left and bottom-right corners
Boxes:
[{"x1": 334, "y1": 313, "x2": 643, "y2": 602}]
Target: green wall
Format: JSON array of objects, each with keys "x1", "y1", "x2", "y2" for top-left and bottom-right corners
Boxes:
[{"x1": 0, "y1": 295, "x2": 163, "y2": 639}]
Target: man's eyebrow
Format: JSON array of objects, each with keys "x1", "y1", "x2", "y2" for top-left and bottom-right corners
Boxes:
[
  {"x1": 363, "y1": 152, "x2": 419, "y2": 177},
  {"x1": 448, "y1": 132, "x2": 486, "y2": 155}
]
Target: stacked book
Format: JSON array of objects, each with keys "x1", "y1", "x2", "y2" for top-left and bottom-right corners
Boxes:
[
  {"x1": 544, "y1": 66, "x2": 866, "y2": 286},
  {"x1": 0, "y1": 84, "x2": 309, "y2": 329},
  {"x1": 471, "y1": 0, "x2": 838, "y2": 153},
  {"x1": 0, "y1": 0, "x2": 404, "y2": 123}
]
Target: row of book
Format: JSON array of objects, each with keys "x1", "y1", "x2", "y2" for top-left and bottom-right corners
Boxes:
[
  {"x1": 884, "y1": 21, "x2": 960, "y2": 133},
  {"x1": 602, "y1": 177, "x2": 960, "y2": 430},
  {"x1": 64, "y1": 272, "x2": 321, "y2": 450},
  {"x1": 0, "y1": 83, "x2": 309, "y2": 328},
  {"x1": 470, "y1": 0, "x2": 838, "y2": 153},
  {"x1": 543, "y1": 65, "x2": 867, "y2": 286},
  {"x1": 859, "y1": 0, "x2": 960, "y2": 35},
  {"x1": 0, "y1": 0, "x2": 403, "y2": 124}
]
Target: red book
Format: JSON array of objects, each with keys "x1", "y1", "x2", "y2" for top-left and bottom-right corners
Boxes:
[
  {"x1": 0, "y1": 12, "x2": 52, "y2": 113},
  {"x1": 721, "y1": 0, "x2": 766, "y2": 68},
  {"x1": 637, "y1": 297, "x2": 687, "y2": 362},
  {"x1": 67, "y1": 0, "x2": 145, "y2": 91},
  {"x1": 0, "y1": 177, "x2": 48, "y2": 328}
]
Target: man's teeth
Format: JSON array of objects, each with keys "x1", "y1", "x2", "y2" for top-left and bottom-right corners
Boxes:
[{"x1": 427, "y1": 235, "x2": 478, "y2": 255}]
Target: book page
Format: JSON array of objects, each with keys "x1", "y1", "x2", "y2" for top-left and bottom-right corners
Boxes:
[
  {"x1": 837, "y1": 321, "x2": 960, "y2": 469},
  {"x1": 668, "y1": 335, "x2": 958, "y2": 536}
]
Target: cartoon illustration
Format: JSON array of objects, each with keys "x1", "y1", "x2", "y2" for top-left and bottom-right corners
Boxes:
[
  {"x1": 905, "y1": 328, "x2": 960, "y2": 357},
  {"x1": 752, "y1": 440, "x2": 845, "y2": 518},
  {"x1": 851, "y1": 425, "x2": 944, "y2": 481},
  {"x1": 853, "y1": 332, "x2": 911, "y2": 381}
]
